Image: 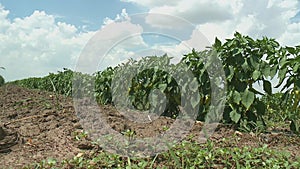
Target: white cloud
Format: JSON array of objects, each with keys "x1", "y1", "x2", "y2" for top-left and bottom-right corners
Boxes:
[
  {"x1": 103, "y1": 8, "x2": 130, "y2": 26},
  {"x1": 279, "y1": 22, "x2": 300, "y2": 46},
  {"x1": 137, "y1": 28, "x2": 212, "y2": 65},
  {"x1": 76, "y1": 9, "x2": 148, "y2": 74},
  {"x1": 148, "y1": 0, "x2": 234, "y2": 24},
  {"x1": 0, "y1": 5, "x2": 95, "y2": 81},
  {"x1": 0, "y1": 6, "x2": 148, "y2": 81},
  {"x1": 123, "y1": 0, "x2": 300, "y2": 46},
  {"x1": 126, "y1": 0, "x2": 241, "y2": 25},
  {"x1": 121, "y1": 0, "x2": 181, "y2": 8},
  {"x1": 2, "y1": 1, "x2": 300, "y2": 82},
  {"x1": 120, "y1": 0, "x2": 300, "y2": 93}
]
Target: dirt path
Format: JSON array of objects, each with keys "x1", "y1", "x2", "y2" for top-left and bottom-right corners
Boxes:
[{"x1": 0, "y1": 85, "x2": 299, "y2": 168}]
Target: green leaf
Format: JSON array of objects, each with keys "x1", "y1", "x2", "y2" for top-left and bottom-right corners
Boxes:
[
  {"x1": 191, "y1": 94, "x2": 200, "y2": 108},
  {"x1": 167, "y1": 76, "x2": 173, "y2": 84},
  {"x1": 189, "y1": 78, "x2": 198, "y2": 92},
  {"x1": 150, "y1": 91, "x2": 158, "y2": 107},
  {"x1": 281, "y1": 77, "x2": 294, "y2": 91},
  {"x1": 234, "y1": 79, "x2": 247, "y2": 92},
  {"x1": 241, "y1": 62, "x2": 249, "y2": 71},
  {"x1": 262, "y1": 64, "x2": 271, "y2": 78},
  {"x1": 290, "y1": 120, "x2": 299, "y2": 133},
  {"x1": 269, "y1": 66, "x2": 278, "y2": 79},
  {"x1": 263, "y1": 80, "x2": 272, "y2": 95},
  {"x1": 293, "y1": 64, "x2": 299, "y2": 73},
  {"x1": 249, "y1": 55, "x2": 260, "y2": 69},
  {"x1": 158, "y1": 84, "x2": 167, "y2": 92},
  {"x1": 214, "y1": 37, "x2": 222, "y2": 48},
  {"x1": 252, "y1": 70, "x2": 261, "y2": 81},
  {"x1": 254, "y1": 100, "x2": 266, "y2": 115},
  {"x1": 295, "y1": 79, "x2": 300, "y2": 89},
  {"x1": 241, "y1": 89, "x2": 255, "y2": 110},
  {"x1": 275, "y1": 67, "x2": 287, "y2": 88},
  {"x1": 230, "y1": 110, "x2": 241, "y2": 123},
  {"x1": 232, "y1": 90, "x2": 241, "y2": 104},
  {"x1": 225, "y1": 66, "x2": 234, "y2": 81},
  {"x1": 286, "y1": 46, "x2": 295, "y2": 54}
]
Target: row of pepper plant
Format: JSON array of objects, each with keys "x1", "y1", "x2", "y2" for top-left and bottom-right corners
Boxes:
[{"x1": 9, "y1": 32, "x2": 300, "y2": 133}]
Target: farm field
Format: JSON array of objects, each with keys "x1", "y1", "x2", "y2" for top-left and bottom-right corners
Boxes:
[
  {"x1": 1, "y1": 0, "x2": 300, "y2": 168},
  {"x1": 0, "y1": 84, "x2": 300, "y2": 168},
  {"x1": 1, "y1": 33, "x2": 300, "y2": 168}
]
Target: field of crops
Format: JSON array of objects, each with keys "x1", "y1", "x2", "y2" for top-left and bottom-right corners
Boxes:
[{"x1": 1, "y1": 32, "x2": 300, "y2": 168}]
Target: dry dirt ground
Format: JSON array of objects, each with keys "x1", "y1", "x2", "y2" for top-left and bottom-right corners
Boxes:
[{"x1": 0, "y1": 85, "x2": 300, "y2": 168}]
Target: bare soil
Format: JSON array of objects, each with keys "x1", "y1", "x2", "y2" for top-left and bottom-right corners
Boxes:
[{"x1": 0, "y1": 85, "x2": 299, "y2": 168}]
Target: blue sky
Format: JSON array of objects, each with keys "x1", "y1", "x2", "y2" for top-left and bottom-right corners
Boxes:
[
  {"x1": 0, "y1": 0, "x2": 147, "y2": 31},
  {"x1": 0, "y1": 0, "x2": 300, "y2": 82}
]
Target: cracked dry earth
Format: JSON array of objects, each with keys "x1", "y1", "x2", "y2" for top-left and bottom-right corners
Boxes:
[{"x1": 0, "y1": 85, "x2": 300, "y2": 168}]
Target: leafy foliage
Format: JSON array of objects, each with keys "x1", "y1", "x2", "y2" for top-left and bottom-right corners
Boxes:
[
  {"x1": 260, "y1": 92, "x2": 300, "y2": 132},
  {"x1": 0, "y1": 67, "x2": 5, "y2": 86},
  {"x1": 9, "y1": 32, "x2": 300, "y2": 132},
  {"x1": 0, "y1": 75, "x2": 4, "y2": 86},
  {"x1": 94, "y1": 67, "x2": 115, "y2": 105},
  {"x1": 25, "y1": 139, "x2": 300, "y2": 168},
  {"x1": 11, "y1": 69, "x2": 73, "y2": 95},
  {"x1": 112, "y1": 55, "x2": 183, "y2": 118},
  {"x1": 213, "y1": 32, "x2": 282, "y2": 129},
  {"x1": 275, "y1": 46, "x2": 300, "y2": 133}
]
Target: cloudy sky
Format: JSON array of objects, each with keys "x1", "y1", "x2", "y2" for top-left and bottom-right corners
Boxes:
[{"x1": 0, "y1": 0, "x2": 300, "y2": 81}]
